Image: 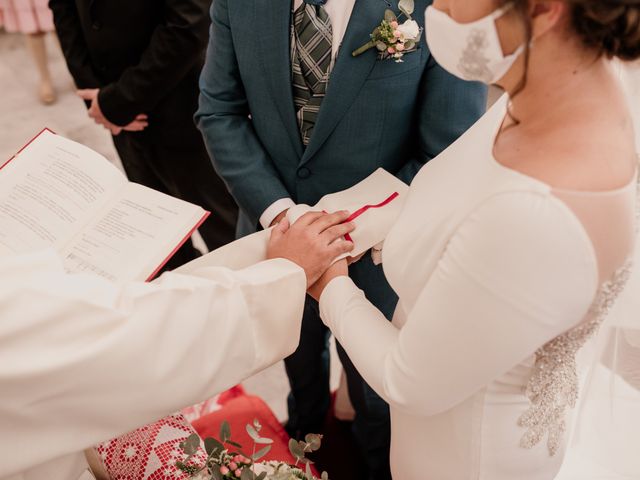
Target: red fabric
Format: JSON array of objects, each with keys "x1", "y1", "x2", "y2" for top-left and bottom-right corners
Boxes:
[
  {"x1": 192, "y1": 395, "x2": 294, "y2": 464},
  {"x1": 180, "y1": 385, "x2": 245, "y2": 423},
  {"x1": 192, "y1": 394, "x2": 319, "y2": 476}
]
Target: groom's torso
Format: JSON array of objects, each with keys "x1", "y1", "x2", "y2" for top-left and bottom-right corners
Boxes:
[{"x1": 228, "y1": 0, "x2": 432, "y2": 205}]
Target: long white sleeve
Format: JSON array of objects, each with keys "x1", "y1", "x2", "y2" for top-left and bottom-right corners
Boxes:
[
  {"x1": 0, "y1": 251, "x2": 306, "y2": 478},
  {"x1": 320, "y1": 191, "x2": 599, "y2": 418}
]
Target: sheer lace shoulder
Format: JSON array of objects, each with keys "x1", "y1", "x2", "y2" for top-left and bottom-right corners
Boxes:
[{"x1": 518, "y1": 175, "x2": 638, "y2": 456}]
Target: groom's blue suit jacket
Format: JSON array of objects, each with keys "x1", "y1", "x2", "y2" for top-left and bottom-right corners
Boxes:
[{"x1": 197, "y1": 0, "x2": 487, "y2": 317}]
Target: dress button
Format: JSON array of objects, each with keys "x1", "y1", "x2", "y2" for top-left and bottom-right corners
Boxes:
[
  {"x1": 92, "y1": 21, "x2": 102, "y2": 31},
  {"x1": 297, "y1": 167, "x2": 311, "y2": 179}
]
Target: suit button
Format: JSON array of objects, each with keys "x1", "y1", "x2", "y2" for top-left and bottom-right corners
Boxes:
[
  {"x1": 92, "y1": 21, "x2": 102, "y2": 31},
  {"x1": 297, "y1": 167, "x2": 311, "y2": 179}
]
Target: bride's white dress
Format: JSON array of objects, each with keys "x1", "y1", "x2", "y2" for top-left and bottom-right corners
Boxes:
[{"x1": 319, "y1": 96, "x2": 637, "y2": 479}]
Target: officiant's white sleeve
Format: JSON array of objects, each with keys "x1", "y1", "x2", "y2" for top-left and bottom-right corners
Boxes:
[
  {"x1": 0, "y1": 251, "x2": 305, "y2": 478},
  {"x1": 320, "y1": 192, "x2": 598, "y2": 417}
]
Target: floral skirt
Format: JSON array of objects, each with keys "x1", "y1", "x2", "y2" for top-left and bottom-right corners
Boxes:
[{"x1": 0, "y1": 0, "x2": 54, "y2": 34}]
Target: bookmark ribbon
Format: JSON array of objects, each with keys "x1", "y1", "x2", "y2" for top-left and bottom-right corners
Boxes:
[{"x1": 343, "y1": 191, "x2": 399, "y2": 242}]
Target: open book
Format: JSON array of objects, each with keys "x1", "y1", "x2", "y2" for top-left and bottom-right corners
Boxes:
[{"x1": 0, "y1": 129, "x2": 209, "y2": 282}]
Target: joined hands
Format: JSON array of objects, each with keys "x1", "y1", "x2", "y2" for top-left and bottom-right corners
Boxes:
[
  {"x1": 77, "y1": 89, "x2": 148, "y2": 136},
  {"x1": 266, "y1": 211, "x2": 355, "y2": 300}
]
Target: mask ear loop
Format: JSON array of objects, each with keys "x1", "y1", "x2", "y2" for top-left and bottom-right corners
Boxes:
[{"x1": 492, "y1": 2, "x2": 515, "y2": 20}]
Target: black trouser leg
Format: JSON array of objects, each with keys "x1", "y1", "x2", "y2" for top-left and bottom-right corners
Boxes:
[{"x1": 284, "y1": 297, "x2": 332, "y2": 439}]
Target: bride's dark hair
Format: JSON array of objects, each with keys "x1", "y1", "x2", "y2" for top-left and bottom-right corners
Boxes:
[
  {"x1": 501, "y1": 0, "x2": 640, "y2": 122},
  {"x1": 506, "y1": 0, "x2": 640, "y2": 58}
]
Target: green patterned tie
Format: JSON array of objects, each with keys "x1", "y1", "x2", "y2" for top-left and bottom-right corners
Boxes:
[{"x1": 292, "y1": 3, "x2": 333, "y2": 146}]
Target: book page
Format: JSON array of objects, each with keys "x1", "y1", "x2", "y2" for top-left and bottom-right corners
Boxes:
[
  {"x1": 0, "y1": 130, "x2": 125, "y2": 253},
  {"x1": 60, "y1": 182, "x2": 207, "y2": 282}
]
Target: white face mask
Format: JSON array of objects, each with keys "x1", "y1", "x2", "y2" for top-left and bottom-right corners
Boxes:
[{"x1": 424, "y1": 4, "x2": 525, "y2": 84}]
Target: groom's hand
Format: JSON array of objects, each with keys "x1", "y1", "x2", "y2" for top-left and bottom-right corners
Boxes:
[{"x1": 270, "y1": 209, "x2": 290, "y2": 227}]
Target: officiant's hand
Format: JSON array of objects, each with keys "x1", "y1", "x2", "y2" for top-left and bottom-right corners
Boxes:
[{"x1": 267, "y1": 211, "x2": 355, "y2": 287}]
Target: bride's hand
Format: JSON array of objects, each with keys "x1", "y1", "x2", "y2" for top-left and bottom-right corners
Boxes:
[
  {"x1": 267, "y1": 210, "x2": 355, "y2": 287},
  {"x1": 308, "y1": 259, "x2": 348, "y2": 302}
]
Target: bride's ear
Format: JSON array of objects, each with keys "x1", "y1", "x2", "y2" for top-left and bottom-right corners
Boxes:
[{"x1": 529, "y1": 1, "x2": 567, "y2": 40}]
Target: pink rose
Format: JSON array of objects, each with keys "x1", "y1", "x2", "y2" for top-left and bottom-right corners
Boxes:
[
  {"x1": 393, "y1": 30, "x2": 402, "y2": 38},
  {"x1": 229, "y1": 462, "x2": 238, "y2": 470},
  {"x1": 390, "y1": 20, "x2": 399, "y2": 29},
  {"x1": 234, "y1": 469, "x2": 242, "y2": 477},
  {"x1": 396, "y1": 43, "x2": 405, "y2": 51},
  {"x1": 220, "y1": 466, "x2": 229, "y2": 475},
  {"x1": 387, "y1": 46, "x2": 396, "y2": 54}
]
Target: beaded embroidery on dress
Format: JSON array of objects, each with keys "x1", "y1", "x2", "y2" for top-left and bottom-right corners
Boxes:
[
  {"x1": 518, "y1": 261, "x2": 634, "y2": 455},
  {"x1": 519, "y1": 171, "x2": 640, "y2": 456}
]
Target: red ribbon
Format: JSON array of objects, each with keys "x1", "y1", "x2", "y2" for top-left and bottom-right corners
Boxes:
[{"x1": 343, "y1": 191, "x2": 399, "y2": 242}]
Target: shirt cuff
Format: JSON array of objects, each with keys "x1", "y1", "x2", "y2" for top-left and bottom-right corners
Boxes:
[
  {"x1": 259, "y1": 198, "x2": 296, "y2": 230},
  {"x1": 319, "y1": 275, "x2": 363, "y2": 331}
]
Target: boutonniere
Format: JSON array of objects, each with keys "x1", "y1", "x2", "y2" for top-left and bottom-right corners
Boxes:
[{"x1": 352, "y1": 0, "x2": 422, "y2": 63}]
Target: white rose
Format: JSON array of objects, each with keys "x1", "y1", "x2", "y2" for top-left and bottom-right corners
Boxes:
[{"x1": 397, "y1": 19, "x2": 420, "y2": 40}]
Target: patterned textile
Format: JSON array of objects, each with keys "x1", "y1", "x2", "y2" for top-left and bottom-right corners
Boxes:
[
  {"x1": 94, "y1": 413, "x2": 207, "y2": 480},
  {"x1": 91, "y1": 388, "x2": 245, "y2": 479},
  {"x1": 291, "y1": 3, "x2": 332, "y2": 145}
]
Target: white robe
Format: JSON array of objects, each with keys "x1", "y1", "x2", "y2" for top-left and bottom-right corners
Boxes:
[{"x1": 0, "y1": 249, "x2": 306, "y2": 480}]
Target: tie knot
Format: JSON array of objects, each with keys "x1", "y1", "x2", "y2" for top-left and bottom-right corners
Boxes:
[{"x1": 303, "y1": 0, "x2": 327, "y2": 5}]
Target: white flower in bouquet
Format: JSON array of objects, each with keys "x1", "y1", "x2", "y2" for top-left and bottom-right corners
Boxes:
[
  {"x1": 396, "y1": 19, "x2": 420, "y2": 40},
  {"x1": 253, "y1": 461, "x2": 307, "y2": 479}
]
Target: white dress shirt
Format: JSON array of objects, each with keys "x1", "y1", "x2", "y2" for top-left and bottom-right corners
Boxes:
[
  {"x1": 0, "y1": 250, "x2": 306, "y2": 480},
  {"x1": 259, "y1": 0, "x2": 357, "y2": 229}
]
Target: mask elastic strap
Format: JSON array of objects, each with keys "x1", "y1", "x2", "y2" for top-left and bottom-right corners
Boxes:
[{"x1": 491, "y1": 2, "x2": 515, "y2": 20}]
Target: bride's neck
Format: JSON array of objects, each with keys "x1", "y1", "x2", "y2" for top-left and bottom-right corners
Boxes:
[{"x1": 500, "y1": 35, "x2": 610, "y2": 126}]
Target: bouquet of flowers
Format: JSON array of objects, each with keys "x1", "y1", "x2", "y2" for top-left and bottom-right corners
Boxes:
[{"x1": 176, "y1": 420, "x2": 329, "y2": 480}]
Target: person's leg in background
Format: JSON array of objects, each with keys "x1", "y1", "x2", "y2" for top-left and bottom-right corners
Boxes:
[
  {"x1": 284, "y1": 298, "x2": 332, "y2": 440},
  {"x1": 336, "y1": 343, "x2": 391, "y2": 480},
  {"x1": 25, "y1": 32, "x2": 56, "y2": 104}
]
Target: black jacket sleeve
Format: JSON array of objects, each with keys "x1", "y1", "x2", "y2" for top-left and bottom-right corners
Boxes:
[
  {"x1": 97, "y1": 0, "x2": 211, "y2": 126},
  {"x1": 49, "y1": 0, "x2": 101, "y2": 90}
]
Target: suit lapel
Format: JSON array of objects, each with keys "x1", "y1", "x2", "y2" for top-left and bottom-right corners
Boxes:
[
  {"x1": 300, "y1": 0, "x2": 383, "y2": 164},
  {"x1": 256, "y1": 0, "x2": 304, "y2": 159}
]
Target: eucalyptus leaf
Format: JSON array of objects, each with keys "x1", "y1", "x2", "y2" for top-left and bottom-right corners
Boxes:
[
  {"x1": 404, "y1": 40, "x2": 416, "y2": 50},
  {"x1": 246, "y1": 424, "x2": 260, "y2": 441},
  {"x1": 241, "y1": 469, "x2": 256, "y2": 480},
  {"x1": 253, "y1": 419, "x2": 262, "y2": 432},
  {"x1": 398, "y1": 0, "x2": 415, "y2": 16},
  {"x1": 289, "y1": 438, "x2": 305, "y2": 460},
  {"x1": 204, "y1": 437, "x2": 224, "y2": 456},
  {"x1": 305, "y1": 462, "x2": 313, "y2": 480},
  {"x1": 257, "y1": 473, "x2": 267, "y2": 480},
  {"x1": 227, "y1": 440, "x2": 243, "y2": 449},
  {"x1": 304, "y1": 434, "x2": 322, "y2": 451},
  {"x1": 181, "y1": 433, "x2": 201, "y2": 456},
  {"x1": 376, "y1": 41, "x2": 387, "y2": 51},
  {"x1": 220, "y1": 421, "x2": 231, "y2": 443},
  {"x1": 321, "y1": 472, "x2": 329, "y2": 480},
  {"x1": 251, "y1": 444, "x2": 272, "y2": 461},
  {"x1": 384, "y1": 9, "x2": 397, "y2": 23}
]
